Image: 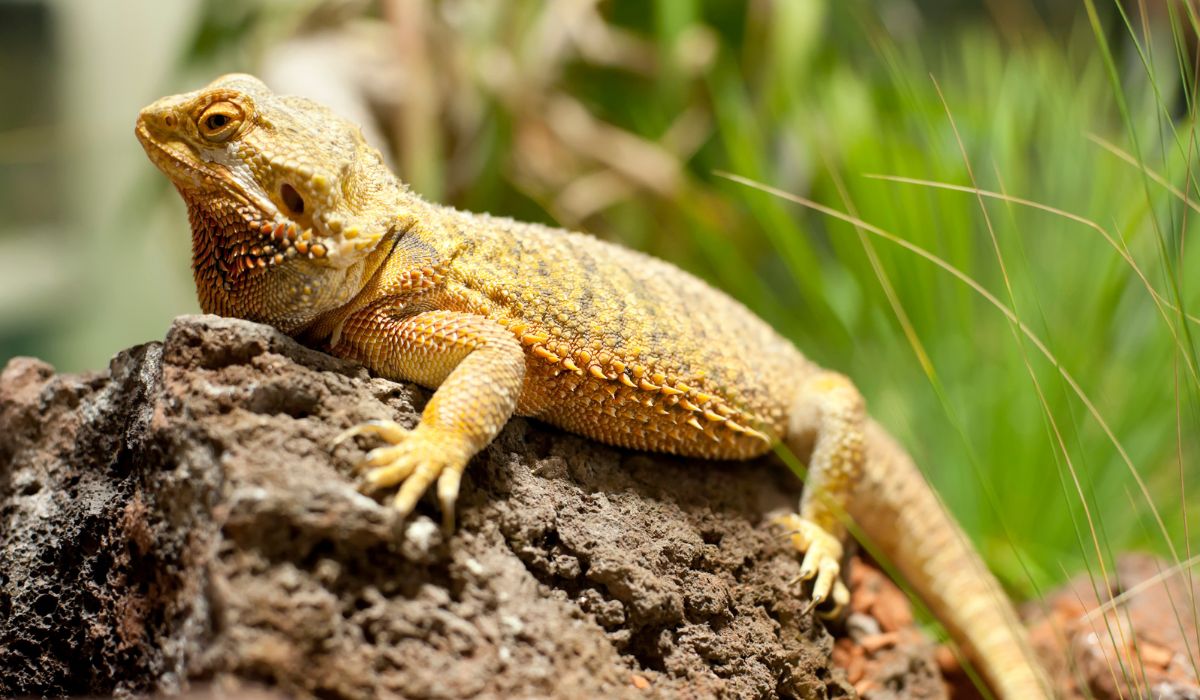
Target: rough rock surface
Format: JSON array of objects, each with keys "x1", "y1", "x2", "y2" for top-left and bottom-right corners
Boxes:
[
  {"x1": 9, "y1": 315, "x2": 1194, "y2": 699},
  {"x1": 3, "y1": 315, "x2": 893, "y2": 699}
]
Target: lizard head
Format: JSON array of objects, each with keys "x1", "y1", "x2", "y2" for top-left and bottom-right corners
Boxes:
[{"x1": 135, "y1": 73, "x2": 404, "y2": 330}]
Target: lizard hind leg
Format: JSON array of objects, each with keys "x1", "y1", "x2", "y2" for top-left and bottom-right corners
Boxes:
[{"x1": 778, "y1": 370, "x2": 866, "y2": 617}]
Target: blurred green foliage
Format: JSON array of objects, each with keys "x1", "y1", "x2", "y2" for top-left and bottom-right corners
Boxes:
[{"x1": 1, "y1": 0, "x2": 1196, "y2": 604}]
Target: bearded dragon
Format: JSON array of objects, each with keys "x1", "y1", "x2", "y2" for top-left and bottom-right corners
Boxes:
[{"x1": 135, "y1": 74, "x2": 1051, "y2": 698}]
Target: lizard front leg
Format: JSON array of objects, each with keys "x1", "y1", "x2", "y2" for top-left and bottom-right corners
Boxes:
[
  {"x1": 778, "y1": 370, "x2": 865, "y2": 616},
  {"x1": 332, "y1": 305, "x2": 526, "y2": 529}
]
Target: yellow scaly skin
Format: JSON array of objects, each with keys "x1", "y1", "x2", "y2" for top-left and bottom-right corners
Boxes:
[{"x1": 136, "y1": 74, "x2": 1051, "y2": 698}]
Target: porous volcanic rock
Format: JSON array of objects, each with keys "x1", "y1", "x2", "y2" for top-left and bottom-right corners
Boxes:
[{"x1": 1, "y1": 315, "x2": 888, "y2": 699}]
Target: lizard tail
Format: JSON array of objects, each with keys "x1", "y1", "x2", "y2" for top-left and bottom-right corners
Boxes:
[{"x1": 849, "y1": 420, "x2": 1052, "y2": 699}]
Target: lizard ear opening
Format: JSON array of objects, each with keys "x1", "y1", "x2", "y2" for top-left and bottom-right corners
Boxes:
[{"x1": 280, "y1": 183, "x2": 305, "y2": 216}]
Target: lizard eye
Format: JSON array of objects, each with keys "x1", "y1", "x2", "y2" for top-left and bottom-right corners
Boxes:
[{"x1": 197, "y1": 101, "x2": 243, "y2": 142}]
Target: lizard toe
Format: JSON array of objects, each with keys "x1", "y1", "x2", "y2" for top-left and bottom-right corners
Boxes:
[
  {"x1": 392, "y1": 460, "x2": 444, "y2": 517},
  {"x1": 817, "y1": 580, "x2": 851, "y2": 620},
  {"x1": 361, "y1": 450, "x2": 419, "y2": 488},
  {"x1": 437, "y1": 468, "x2": 464, "y2": 532},
  {"x1": 332, "y1": 419, "x2": 411, "y2": 449}
]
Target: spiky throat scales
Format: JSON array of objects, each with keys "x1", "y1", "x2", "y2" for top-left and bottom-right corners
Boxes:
[{"x1": 181, "y1": 188, "x2": 367, "y2": 333}]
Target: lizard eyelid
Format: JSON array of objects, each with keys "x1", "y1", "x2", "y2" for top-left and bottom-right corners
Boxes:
[{"x1": 197, "y1": 101, "x2": 243, "y2": 142}]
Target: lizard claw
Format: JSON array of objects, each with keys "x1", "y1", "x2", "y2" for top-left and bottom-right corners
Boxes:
[{"x1": 775, "y1": 513, "x2": 850, "y2": 619}]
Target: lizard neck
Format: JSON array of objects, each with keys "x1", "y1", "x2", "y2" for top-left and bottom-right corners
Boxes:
[{"x1": 299, "y1": 200, "x2": 473, "y2": 349}]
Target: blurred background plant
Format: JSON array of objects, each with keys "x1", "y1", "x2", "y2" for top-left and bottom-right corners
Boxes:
[{"x1": 1, "y1": 0, "x2": 1196, "y2": 640}]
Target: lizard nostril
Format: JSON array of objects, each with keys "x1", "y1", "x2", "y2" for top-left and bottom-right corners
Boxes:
[{"x1": 164, "y1": 114, "x2": 177, "y2": 128}]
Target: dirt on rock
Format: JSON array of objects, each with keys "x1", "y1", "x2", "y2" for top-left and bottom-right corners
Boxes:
[{"x1": 1, "y1": 315, "x2": 872, "y2": 699}]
